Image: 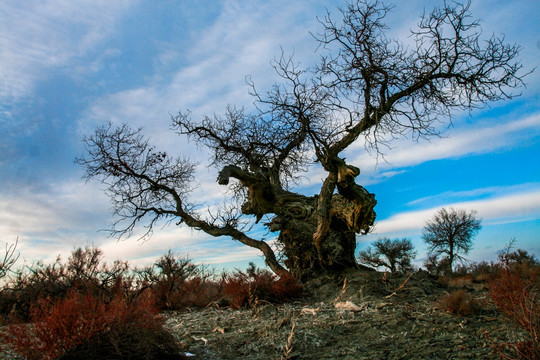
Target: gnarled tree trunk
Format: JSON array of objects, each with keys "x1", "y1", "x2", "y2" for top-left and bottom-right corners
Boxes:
[{"x1": 218, "y1": 164, "x2": 376, "y2": 278}]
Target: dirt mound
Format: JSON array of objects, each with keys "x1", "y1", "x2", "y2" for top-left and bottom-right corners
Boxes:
[{"x1": 163, "y1": 269, "x2": 520, "y2": 359}]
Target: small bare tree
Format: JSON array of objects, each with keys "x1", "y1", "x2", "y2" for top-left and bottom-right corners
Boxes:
[
  {"x1": 0, "y1": 238, "x2": 19, "y2": 281},
  {"x1": 358, "y1": 237, "x2": 416, "y2": 272},
  {"x1": 78, "y1": 1, "x2": 527, "y2": 279},
  {"x1": 423, "y1": 208, "x2": 482, "y2": 274}
]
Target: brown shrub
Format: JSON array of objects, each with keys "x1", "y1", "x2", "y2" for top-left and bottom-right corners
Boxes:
[
  {"x1": 437, "y1": 289, "x2": 478, "y2": 316},
  {"x1": 174, "y1": 276, "x2": 223, "y2": 308},
  {"x1": 441, "y1": 274, "x2": 473, "y2": 288},
  {"x1": 223, "y1": 263, "x2": 302, "y2": 309},
  {"x1": 489, "y1": 261, "x2": 539, "y2": 359},
  {"x1": 223, "y1": 270, "x2": 253, "y2": 309},
  {"x1": 1, "y1": 289, "x2": 186, "y2": 360},
  {"x1": 272, "y1": 272, "x2": 303, "y2": 302},
  {"x1": 0, "y1": 247, "x2": 130, "y2": 321}
]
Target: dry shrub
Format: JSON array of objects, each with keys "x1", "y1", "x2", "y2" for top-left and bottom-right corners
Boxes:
[
  {"x1": 437, "y1": 289, "x2": 478, "y2": 316},
  {"x1": 223, "y1": 263, "x2": 302, "y2": 309},
  {"x1": 440, "y1": 274, "x2": 473, "y2": 288},
  {"x1": 134, "y1": 251, "x2": 219, "y2": 310},
  {"x1": 1, "y1": 289, "x2": 186, "y2": 360},
  {"x1": 489, "y1": 261, "x2": 539, "y2": 359},
  {"x1": 0, "y1": 247, "x2": 130, "y2": 321},
  {"x1": 223, "y1": 270, "x2": 256, "y2": 309},
  {"x1": 273, "y1": 272, "x2": 303, "y2": 302},
  {"x1": 174, "y1": 276, "x2": 223, "y2": 308}
]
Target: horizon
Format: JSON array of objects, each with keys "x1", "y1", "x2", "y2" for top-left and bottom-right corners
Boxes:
[{"x1": 1, "y1": 0, "x2": 539, "y2": 272}]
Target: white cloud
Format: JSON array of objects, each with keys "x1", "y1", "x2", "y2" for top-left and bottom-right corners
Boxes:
[
  {"x1": 79, "y1": 0, "x2": 326, "y2": 147},
  {"x1": 0, "y1": 0, "x2": 135, "y2": 103},
  {"x1": 352, "y1": 114, "x2": 540, "y2": 184},
  {"x1": 371, "y1": 187, "x2": 540, "y2": 236},
  {"x1": 0, "y1": 175, "x2": 270, "y2": 269}
]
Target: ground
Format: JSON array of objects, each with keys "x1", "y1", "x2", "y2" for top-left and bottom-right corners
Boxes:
[{"x1": 164, "y1": 270, "x2": 521, "y2": 360}]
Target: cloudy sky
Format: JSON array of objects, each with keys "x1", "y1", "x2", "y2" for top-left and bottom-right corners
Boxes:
[{"x1": 1, "y1": 0, "x2": 539, "y2": 271}]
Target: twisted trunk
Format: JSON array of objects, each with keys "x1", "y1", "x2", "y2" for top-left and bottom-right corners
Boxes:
[{"x1": 218, "y1": 164, "x2": 376, "y2": 279}]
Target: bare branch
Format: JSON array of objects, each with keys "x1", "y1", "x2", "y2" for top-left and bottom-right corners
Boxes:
[{"x1": 0, "y1": 237, "x2": 19, "y2": 280}]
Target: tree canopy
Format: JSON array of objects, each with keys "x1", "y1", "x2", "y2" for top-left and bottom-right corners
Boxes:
[
  {"x1": 77, "y1": 0, "x2": 526, "y2": 279},
  {"x1": 423, "y1": 207, "x2": 482, "y2": 273},
  {"x1": 358, "y1": 237, "x2": 416, "y2": 273}
]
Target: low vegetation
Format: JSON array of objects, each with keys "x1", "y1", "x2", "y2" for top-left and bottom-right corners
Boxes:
[{"x1": 0, "y1": 239, "x2": 537, "y2": 359}]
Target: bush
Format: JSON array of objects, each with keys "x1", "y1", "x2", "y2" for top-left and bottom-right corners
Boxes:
[
  {"x1": 223, "y1": 263, "x2": 302, "y2": 309},
  {"x1": 134, "y1": 251, "x2": 215, "y2": 310},
  {"x1": 1, "y1": 289, "x2": 186, "y2": 360},
  {"x1": 489, "y1": 251, "x2": 539, "y2": 359},
  {"x1": 437, "y1": 289, "x2": 479, "y2": 316},
  {"x1": 0, "y1": 246, "x2": 130, "y2": 321}
]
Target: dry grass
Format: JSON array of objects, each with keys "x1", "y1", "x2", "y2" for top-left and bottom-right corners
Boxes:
[{"x1": 437, "y1": 289, "x2": 479, "y2": 316}]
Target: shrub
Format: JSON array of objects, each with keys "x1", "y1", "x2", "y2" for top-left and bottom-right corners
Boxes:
[
  {"x1": 272, "y1": 271, "x2": 304, "y2": 303},
  {"x1": 134, "y1": 251, "x2": 204, "y2": 310},
  {"x1": 178, "y1": 276, "x2": 223, "y2": 308},
  {"x1": 489, "y1": 254, "x2": 539, "y2": 359},
  {"x1": 1, "y1": 289, "x2": 186, "y2": 360},
  {"x1": 437, "y1": 289, "x2": 479, "y2": 316},
  {"x1": 0, "y1": 246, "x2": 130, "y2": 321},
  {"x1": 0, "y1": 238, "x2": 19, "y2": 281},
  {"x1": 424, "y1": 254, "x2": 451, "y2": 276},
  {"x1": 223, "y1": 263, "x2": 302, "y2": 309}
]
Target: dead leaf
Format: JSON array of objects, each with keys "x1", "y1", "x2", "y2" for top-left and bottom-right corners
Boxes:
[
  {"x1": 376, "y1": 302, "x2": 391, "y2": 310},
  {"x1": 300, "y1": 307, "x2": 319, "y2": 315},
  {"x1": 335, "y1": 301, "x2": 363, "y2": 312},
  {"x1": 213, "y1": 326, "x2": 225, "y2": 334},
  {"x1": 192, "y1": 336, "x2": 208, "y2": 345}
]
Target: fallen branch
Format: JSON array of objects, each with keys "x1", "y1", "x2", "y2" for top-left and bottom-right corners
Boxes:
[{"x1": 385, "y1": 273, "x2": 413, "y2": 299}]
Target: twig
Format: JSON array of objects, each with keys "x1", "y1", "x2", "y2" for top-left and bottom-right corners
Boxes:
[
  {"x1": 281, "y1": 321, "x2": 296, "y2": 360},
  {"x1": 335, "y1": 277, "x2": 348, "y2": 303},
  {"x1": 385, "y1": 273, "x2": 413, "y2": 299}
]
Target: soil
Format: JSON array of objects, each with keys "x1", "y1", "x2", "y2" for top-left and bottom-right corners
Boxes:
[{"x1": 164, "y1": 270, "x2": 523, "y2": 360}]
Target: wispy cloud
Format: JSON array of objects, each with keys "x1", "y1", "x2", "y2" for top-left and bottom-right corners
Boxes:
[
  {"x1": 407, "y1": 183, "x2": 540, "y2": 206},
  {"x1": 352, "y1": 114, "x2": 540, "y2": 184},
  {"x1": 0, "y1": 0, "x2": 135, "y2": 104},
  {"x1": 371, "y1": 187, "x2": 540, "y2": 235},
  {"x1": 79, "y1": 1, "x2": 326, "y2": 147}
]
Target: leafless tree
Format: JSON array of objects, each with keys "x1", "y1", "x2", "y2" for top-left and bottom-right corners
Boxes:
[
  {"x1": 423, "y1": 208, "x2": 482, "y2": 274},
  {"x1": 0, "y1": 238, "x2": 19, "y2": 283},
  {"x1": 78, "y1": 1, "x2": 526, "y2": 279},
  {"x1": 358, "y1": 237, "x2": 416, "y2": 272}
]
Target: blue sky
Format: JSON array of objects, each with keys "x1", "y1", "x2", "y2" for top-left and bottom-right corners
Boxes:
[{"x1": 1, "y1": 0, "x2": 539, "y2": 271}]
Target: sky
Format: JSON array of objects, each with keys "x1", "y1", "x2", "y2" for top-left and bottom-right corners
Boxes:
[{"x1": 1, "y1": 0, "x2": 539, "y2": 272}]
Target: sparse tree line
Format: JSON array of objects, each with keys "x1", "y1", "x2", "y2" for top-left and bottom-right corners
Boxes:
[
  {"x1": 358, "y1": 207, "x2": 483, "y2": 275},
  {"x1": 0, "y1": 206, "x2": 538, "y2": 359},
  {"x1": 0, "y1": 207, "x2": 534, "y2": 318}
]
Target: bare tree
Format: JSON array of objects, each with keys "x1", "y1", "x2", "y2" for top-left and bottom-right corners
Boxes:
[
  {"x1": 358, "y1": 237, "x2": 416, "y2": 272},
  {"x1": 78, "y1": 1, "x2": 526, "y2": 279},
  {"x1": 423, "y1": 208, "x2": 482, "y2": 274},
  {"x1": 0, "y1": 238, "x2": 19, "y2": 280}
]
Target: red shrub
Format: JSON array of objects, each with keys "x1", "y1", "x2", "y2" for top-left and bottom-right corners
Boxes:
[
  {"x1": 1, "y1": 289, "x2": 183, "y2": 360},
  {"x1": 3, "y1": 289, "x2": 108, "y2": 359},
  {"x1": 223, "y1": 271, "x2": 252, "y2": 309},
  {"x1": 272, "y1": 272, "x2": 303, "y2": 302},
  {"x1": 223, "y1": 264, "x2": 302, "y2": 309},
  {"x1": 179, "y1": 276, "x2": 223, "y2": 308},
  {"x1": 489, "y1": 261, "x2": 539, "y2": 359}
]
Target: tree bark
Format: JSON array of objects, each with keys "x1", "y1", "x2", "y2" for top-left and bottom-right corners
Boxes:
[{"x1": 218, "y1": 164, "x2": 376, "y2": 278}]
